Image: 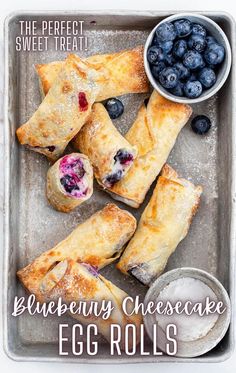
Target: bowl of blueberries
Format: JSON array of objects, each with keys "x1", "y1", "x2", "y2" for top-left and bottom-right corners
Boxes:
[{"x1": 144, "y1": 13, "x2": 231, "y2": 103}]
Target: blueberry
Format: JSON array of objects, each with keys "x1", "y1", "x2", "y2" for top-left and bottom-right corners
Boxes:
[
  {"x1": 147, "y1": 46, "x2": 165, "y2": 65},
  {"x1": 159, "y1": 67, "x2": 179, "y2": 89},
  {"x1": 184, "y1": 80, "x2": 203, "y2": 98},
  {"x1": 174, "y1": 19, "x2": 192, "y2": 38},
  {"x1": 183, "y1": 50, "x2": 204, "y2": 70},
  {"x1": 170, "y1": 82, "x2": 184, "y2": 97},
  {"x1": 191, "y1": 115, "x2": 211, "y2": 134},
  {"x1": 198, "y1": 67, "x2": 216, "y2": 88},
  {"x1": 173, "y1": 39, "x2": 187, "y2": 58},
  {"x1": 204, "y1": 43, "x2": 225, "y2": 65},
  {"x1": 206, "y1": 36, "x2": 217, "y2": 46},
  {"x1": 188, "y1": 34, "x2": 207, "y2": 53},
  {"x1": 114, "y1": 150, "x2": 134, "y2": 165},
  {"x1": 106, "y1": 170, "x2": 123, "y2": 186},
  {"x1": 192, "y1": 23, "x2": 207, "y2": 38},
  {"x1": 105, "y1": 98, "x2": 124, "y2": 119},
  {"x1": 155, "y1": 22, "x2": 177, "y2": 42},
  {"x1": 174, "y1": 62, "x2": 190, "y2": 80},
  {"x1": 157, "y1": 40, "x2": 173, "y2": 53},
  {"x1": 151, "y1": 61, "x2": 166, "y2": 79}
]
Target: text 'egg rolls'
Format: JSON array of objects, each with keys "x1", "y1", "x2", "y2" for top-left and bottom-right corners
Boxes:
[
  {"x1": 17, "y1": 203, "x2": 137, "y2": 298},
  {"x1": 117, "y1": 165, "x2": 202, "y2": 285},
  {"x1": 35, "y1": 46, "x2": 149, "y2": 101},
  {"x1": 73, "y1": 103, "x2": 137, "y2": 188},
  {"x1": 107, "y1": 91, "x2": 192, "y2": 208},
  {"x1": 16, "y1": 54, "x2": 107, "y2": 161},
  {"x1": 46, "y1": 153, "x2": 93, "y2": 213}
]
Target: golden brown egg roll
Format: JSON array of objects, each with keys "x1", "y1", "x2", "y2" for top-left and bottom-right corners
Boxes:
[
  {"x1": 117, "y1": 165, "x2": 202, "y2": 285},
  {"x1": 16, "y1": 54, "x2": 107, "y2": 161},
  {"x1": 73, "y1": 103, "x2": 137, "y2": 188},
  {"x1": 107, "y1": 91, "x2": 192, "y2": 208},
  {"x1": 17, "y1": 203, "x2": 137, "y2": 296},
  {"x1": 35, "y1": 46, "x2": 149, "y2": 100}
]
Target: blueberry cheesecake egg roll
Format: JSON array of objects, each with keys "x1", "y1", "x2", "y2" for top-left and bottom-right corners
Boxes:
[
  {"x1": 20, "y1": 259, "x2": 142, "y2": 348},
  {"x1": 117, "y1": 165, "x2": 202, "y2": 285},
  {"x1": 35, "y1": 46, "x2": 149, "y2": 100},
  {"x1": 17, "y1": 203, "x2": 137, "y2": 296},
  {"x1": 73, "y1": 103, "x2": 138, "y2": 188},
  {"x1": 16, "y1": 54, "x2": 107, "y2": 161},
  {"x1": 107, "y1": 91, "x2": 192, "y2": 208},
  {"x1": 46, "y1": 153, "x2": 93, "y2": 212}
]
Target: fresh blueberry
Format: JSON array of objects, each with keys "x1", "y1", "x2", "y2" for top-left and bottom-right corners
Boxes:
[
  {"x1": 157, "y1": 40, "x2": 173, "y2": 53},
  {"x1": 174, "y1": 19, "x2": 192, "y2": 38},
  {"x1": 206, "y1": 36, "x2": 217, "y2": 46},
  {"x1": 155, "y1": 22, "x2": 177, "y2": 42},
  {"x1": 188, "y1": 34, "x2": 207, "y2": 53},
  {"x1": 192, "y1": 23, "x2": 207, "y2": 38},
  {"x1": 204, "y1": 43, "x2": 225, "y2": 65},
  {"x1": 105, "y1": 98, "x2": 124, "y2": 119},
  {"x1": 198, "y1": 67, "x2": 216, "y2": 88},
  {"x1": 173, "y1": 39, "x2": 187, "y2": 59},
  {"x1": 184, "y1": 80, "x2": 203, "y2": 98},
  {"x1": 183, "y1": 50, "x2": 204, "y2": 70},
  {"x1": 191, "y1": 115, "x2": 211, "y2": 134},
  {"x1": 159, "y1": 67, "x2": 179, "y2": 89},
  {"x1": 106, "y1": 170, "x2": 123, "y2": 186},
  {"x1": 151, "y1": 61, "x2": 166, "y2": 79},
  {"x1": 174, "y1": 62, "x2": 190, "y2": 80},
  {"x1": 147, "y1": 46, "x2": 165, "y2": 65},
  {"x1": 114, "y1": 150, "x2": 134, "y2": 165},
  {"x1": 169, "y1": 82, "x2": 184, "y2": 97}
]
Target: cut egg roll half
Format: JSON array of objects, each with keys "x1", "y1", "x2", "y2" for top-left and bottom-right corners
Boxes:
[
  {"x1": 107, "y1": 91, "x2": 192, "y2": 208},
  {"x1": 46, "y1": 153, "x2": 93, "y2": 212},
  {"x1": 17, "y1": 203, "x2": 137, "y2": 297},
  {"x1": 73, "y1": 103, "x2": 138, "y2": 188},
  {"x1": 117, "y1": 165, "x2": 202, "y2": 285}
]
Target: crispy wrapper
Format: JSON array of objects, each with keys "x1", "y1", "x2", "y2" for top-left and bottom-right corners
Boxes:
[
  {"x1": 17, "y1": 203, "x2": 137, "y2": 297},
  {"x1": 73, "y1": 103, "x2": 137, "y2": 188},
  {"x1": 17, "y1": 54, "x2": 107, "y2": 161},
  {"x1": 35, "y1": 46, "x2": 149, "y2": 101},
  {"x1": 117, "y1": 164, "x2": 202, "y2": 285},
  {"x1": 107, "y1": 91, "x2": 192, "y2": 208}
]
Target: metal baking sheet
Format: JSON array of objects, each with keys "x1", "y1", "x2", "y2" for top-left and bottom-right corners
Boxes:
[{"x1": 3, "y1": 10, "x2": 236, "y2": 363}]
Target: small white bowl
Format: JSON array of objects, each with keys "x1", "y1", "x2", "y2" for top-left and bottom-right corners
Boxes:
[
  {"x1": 144, "y1": 13, "x2": 232, "y2": 104},
  {"x1": 144, "y1": 268, "x2": 231, "y2": 357}
]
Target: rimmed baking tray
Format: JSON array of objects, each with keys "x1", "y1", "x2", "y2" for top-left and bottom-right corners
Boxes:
[{"x1": 3, "y1": 10, "x2": 236, "y2": 363}]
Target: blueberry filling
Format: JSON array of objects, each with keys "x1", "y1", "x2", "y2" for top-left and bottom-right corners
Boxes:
[
  {"x1": 59, "y1": 155, "x2": 88, "y2": 198},
  {"x1": 106, "y1": 170, "x2": 123, "y2": 186},
  {"x1": 81, "y1": 263, "x2": 99, "y2": 277},
  {"x1": 105, "y1": 149, "x2": 134, "y2": 187},
  {"x1": 78, "y1": 92, "x2": 88, "y2": 111},
  {"x1": 114, "y1": 149, "x2": 134, "y2": 165}
]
